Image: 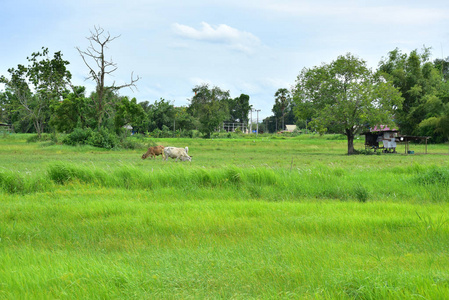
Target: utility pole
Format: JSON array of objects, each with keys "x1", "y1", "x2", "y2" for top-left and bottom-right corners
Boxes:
[
  {"x1": 255, "y1": 109, "x2": 261, "y2": 136},
  {"x1": 249, "y1": 108, "x2": 255, "y2": 134},
  {"x1": 173, "y1": 101, "x2": 176, "y2": 133}
]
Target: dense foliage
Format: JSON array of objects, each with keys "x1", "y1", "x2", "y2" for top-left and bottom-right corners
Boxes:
[
  {"x1": 1, "y1": 37, "x2": 449, "y2": 147},
  {"x1": 292, "y1": 53, "x2": 403, "y2": 154}
]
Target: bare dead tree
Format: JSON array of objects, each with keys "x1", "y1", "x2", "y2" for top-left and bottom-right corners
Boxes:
[{"x1": 76, "y1": 26, "x2": 140, "y2": 129}]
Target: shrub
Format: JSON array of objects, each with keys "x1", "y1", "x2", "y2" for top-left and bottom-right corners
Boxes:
[
  {"x1": 120, "y1": 138, "x2": 144, "y2": 149},
  {"x1": 26, "y1": 134, "x2": 40, "y2": 143},
  {"x1": 63, "y1": 128, "x2": 93, "y2": 146},
  {"x1": 63, "y1": 128, "x2": 119, "y2": 149},
  {"x1": 87, "y1": 128, "x2": 118, "y2": 149},
  {"x1": 26, "y1": 133, "x2": 58, "y2": 143},
  {"x1": 151, "y1": 128, "x2": 162, "y2": 138}
]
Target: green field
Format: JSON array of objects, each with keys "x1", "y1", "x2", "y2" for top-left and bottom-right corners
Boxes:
[{"x1": 1, "y1": 134, "x2": 449, "y2": 299}]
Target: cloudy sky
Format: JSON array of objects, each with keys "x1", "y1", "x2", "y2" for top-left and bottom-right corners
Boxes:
[{"x1": 2, "y1": 0, "x2": 448, "y2": 119}]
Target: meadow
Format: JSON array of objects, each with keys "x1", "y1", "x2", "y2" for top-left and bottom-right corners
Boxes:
[{"x1": 1, "y1": 133, "x2": 449, "y2": 299}]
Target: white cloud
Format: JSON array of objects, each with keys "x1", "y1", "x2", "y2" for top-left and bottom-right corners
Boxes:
[{"x1": 172, "y1": 22, "x2": 261, "y2": 54}]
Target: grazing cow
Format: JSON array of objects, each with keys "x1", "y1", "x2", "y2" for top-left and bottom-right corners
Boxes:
[
  {"x1": 142, "y1": 145, "x2": 165, "y2": 160},
  {"x1": 164, "y1": 147, "x2": 192, "y2": 162}
]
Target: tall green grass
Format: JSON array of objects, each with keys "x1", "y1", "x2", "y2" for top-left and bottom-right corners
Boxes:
[
  {"x1": 1, "y1": 161, "x2": 449, "y2": 204},
  {"x1": 1, "y1": 135, "x2": 449, "y2": 298},
  {"x1": 1, "y1": 190, "x2": 448, "y2": 298}
]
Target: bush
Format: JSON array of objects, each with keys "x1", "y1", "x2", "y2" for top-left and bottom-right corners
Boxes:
[
  {"x1": 150, "y1": 128, "x2": 162, "y2": 138},
  {"x1": 26, "y1": 133, "x2": 58, "y2": 143},
  {"x1": 62, "y1": 128, "x2": 119, "y2": 149},
  {"x1": 120, "y1": 138, "x2": 144, "y2": 150},
  {"x1": 63, "y1": 128, "x2": 93, "y2": 146},
  {"x1": 87, "y1": 128, "x2": 119, "y2": 149}
]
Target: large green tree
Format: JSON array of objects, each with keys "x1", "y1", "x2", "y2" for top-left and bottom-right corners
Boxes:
[
  {"x1": 0, "y1": 90, "x2": 15, "y2": 126},
  {"x1": 173, "y1": 106, "x2": 198, "y2": 132},
  {"x1": 114, "y1": 97, "x2": 147, "y2": 133},
  {"x1": 50, "y1": 86, "x2": 92, "y2": 132},
  {"x1": 228, "y1": 94, "x2": 252, "y2": 124},
  {"x1": 0, "y1": 48, "x2": 72, "y2": 137},
  {"x1": 188, "y1": 84, "x2": 230, "y2": 138},
  {"x1": 293, "y1": 53, "x2": 403, "y2": 154},
  {"x1": 146, "y1": 98, "x2": 175, "y2": 132},
  {"x1": 377, "y1": 48, "x2": 442, "y2": 136},
  {"x1": 273, "y1": 88, "x2": 291, "y2": 130}
]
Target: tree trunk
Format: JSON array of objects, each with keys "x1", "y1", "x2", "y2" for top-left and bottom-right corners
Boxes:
[
  {"x1": 34, "y1": 119, "x2": 42, "y2": 138},
  {"x1": 346, "y1": 129, "x2": 355, "y2": 155}
]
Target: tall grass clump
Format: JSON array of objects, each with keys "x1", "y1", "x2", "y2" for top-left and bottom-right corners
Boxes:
[
  {"x1": 47, "y1": 162, "x2": 104, "y2": 185},
  {"x1": 192, "y1": 168, "x2": 215, "y2": 186},
  {"x1": 0, "y1": 171, "x2": 25, "y2": 194},
  {"x1": 244, "y1": 167, "x2": 278, "y2": 185},
  {"x1": 291, "y1": 165, "x2": 352, "y2": 200},
  {"x1": 111, "y1": 166, "x2": 152, "y2": 189},
  {"x1": 224, "y1": 167, "x2": 242, "y2": 185},
  {"x1": 353, "y1": 185, "x2": 369, "y2": 202},
  {"x1": 0, "y1": 171, "x2": 51, "y2": 194},
  {"x1": 47, "y1": 163, "x2": 153, "y2": 189},
  {"x1": 151, "y1": 166, "x2": 190, "y2": 188},
  {"x1": 414, "y1": 166, "x2": 449, "y2": 186}
]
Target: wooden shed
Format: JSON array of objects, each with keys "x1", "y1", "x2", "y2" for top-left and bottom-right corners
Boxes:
[
  {"x1": 363, "y1": 126, "x2": 399, "y2": 153},
  {"x1": 363, "y1": 125, "x2": 431, "y2": 154}
]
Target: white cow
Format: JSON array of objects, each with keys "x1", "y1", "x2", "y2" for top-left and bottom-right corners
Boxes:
[{"x1": 164, "y1": 147, "x2": 192, "y2": 162}]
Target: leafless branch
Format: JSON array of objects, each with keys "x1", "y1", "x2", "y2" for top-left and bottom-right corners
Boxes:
[
  {"x1": 76, "y1": 26, "x2": 140, "y2": 128},
  {"x1": 110, "y1": 72, "x2": 141, "y2": 92}
]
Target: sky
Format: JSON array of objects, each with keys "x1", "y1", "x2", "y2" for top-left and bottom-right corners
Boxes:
[{"x1": 1, "y1": 0, "x2": 449, "y2": 120}]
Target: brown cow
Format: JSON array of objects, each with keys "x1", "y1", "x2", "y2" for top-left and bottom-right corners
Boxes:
[{"x1": 142, "y1": 145, "x2": 165, "y2": 160}]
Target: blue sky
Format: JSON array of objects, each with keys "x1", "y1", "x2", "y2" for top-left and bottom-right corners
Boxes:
[{"x1": 2, "y1": 0, "x2": 448, "y2": 120}]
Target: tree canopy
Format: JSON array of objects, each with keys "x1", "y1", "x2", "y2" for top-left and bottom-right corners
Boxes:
[
  {"x1": 272, "y1": 88, "x2": 292, "y2": 131},
  {"x1": 2, "y1": 37, "x2": 449, "y2": 149},
  {"x1": 0, "y1": 47, "x2": 72, "y2": 137},
  {"x1": 378, "y1": 47, "x2": 449, "y2": 142},
  {"x1": 188, "y1": 84, "x2": 230, "y2": 138},
  {"x1": 293, "y1": 53, "x2": 403, "y2": 154}
]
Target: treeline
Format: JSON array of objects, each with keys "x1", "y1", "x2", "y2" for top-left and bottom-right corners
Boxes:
[
  {"x1": 1, "y1": 33, "x2": 449, "y2": 147},
  {"x1": 0, "y1": 82, "x2": 252, "y2": 138},
  {"x1": 289, "y1": 48, "x2": 449, "y2": 144},
  {"x1": 0, "y1": 27, "x2": 255, "y2": 147},
  {"x1": 260, "y1": 48, "x2": 449, "y2": 152},
  {"x1": 0, "y1": 57, "x2": 252, "y2": 139}
]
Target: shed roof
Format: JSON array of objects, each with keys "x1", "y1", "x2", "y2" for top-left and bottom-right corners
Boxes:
[{"x1": 370, "y1": 125, "x2": 398, "y2": 132}]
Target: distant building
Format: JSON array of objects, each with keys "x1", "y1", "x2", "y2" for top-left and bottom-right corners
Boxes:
[{"x1": 278, "y1": 124, "x2": 298, "y2": 134}]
